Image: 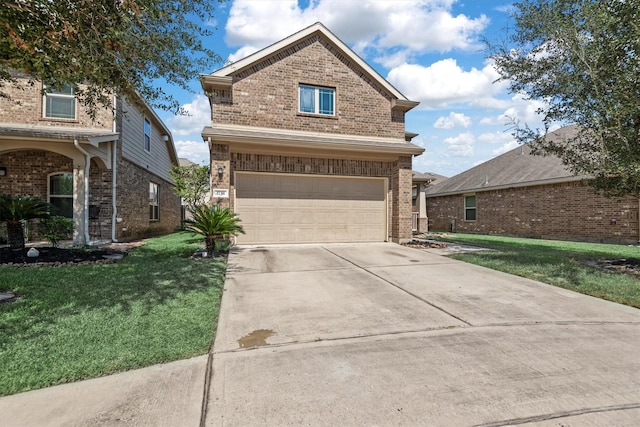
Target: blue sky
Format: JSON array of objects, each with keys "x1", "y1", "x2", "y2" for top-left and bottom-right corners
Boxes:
[{"x1": 159, "y1": 0, "x2": 549, "y2": 178}]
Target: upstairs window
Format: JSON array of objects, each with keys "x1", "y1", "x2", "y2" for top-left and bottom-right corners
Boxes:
[
  {"x1": 299, "y1": 85, "x2": 335, "y2": 116},
  {"x1": 49, "y1": 173, "x2": 74, "y2": 218},
  {"x1": 144, "y1": 118, "x2": 151, "y2": 152},
  {"x1": 464, "y1": 195, "x2": 476, "y2": 221},
  {"x1": 149, "y1": 182, "x2": 159, "y2": 220},
  {"x1": 43, "y1": 84, "x2": 76, "y2": 119}
]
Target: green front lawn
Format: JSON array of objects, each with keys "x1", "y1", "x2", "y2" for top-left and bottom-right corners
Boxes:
[
  {"x1": 427, "y1": 233, "x2": 640, "y2": 309},
  {"x1": 0, "y1": 232, "x2": 225, "y2": 397}
]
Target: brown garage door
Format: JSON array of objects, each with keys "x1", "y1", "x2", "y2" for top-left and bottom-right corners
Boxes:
[{"x1": 235, "y1": 173, "x2": 387, "y2": 244}]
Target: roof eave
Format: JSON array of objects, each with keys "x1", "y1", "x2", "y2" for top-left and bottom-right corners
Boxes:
[
  {"x1": 426, "y1": 175, "x2": 591, "y2": 197},
  {"x1": 202, "y1": 126, "x2": 424, "y2": 156},
  {"x1": 206, "y1": 22, "x2": 414, "y2": 102}
]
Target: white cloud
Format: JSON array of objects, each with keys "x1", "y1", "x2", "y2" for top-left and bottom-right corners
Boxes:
[
  {"x1": 167, "y1": 95, "x2": 210, "y2": 137},
  {"x1": 479, "y1": 93, "x2": 546, "y2": 127},
  {"x1": 174, "y1": 140, "x2": 210, "y2": 165},
  {"x1": 443, "y1": 132, "x2": 475, "y2": 157},
  {"x1": 477, "y1": 130, "x2": 515, "y2": 145},
  {"x1": 225, "y1": 0, "x2": 490, "y2": 61},
  {"x1": 492, "y1": 140, "x2": 520, "y2": 155},
  {"x1": 387, "y1": 59, "x2": 507, "y2": 108},
  {"x1": 434, "y1": 112, "x2": 472, "y2": 129},
  {"x1": 227, "y1": 45, "x2": 260, "y2": 64}
]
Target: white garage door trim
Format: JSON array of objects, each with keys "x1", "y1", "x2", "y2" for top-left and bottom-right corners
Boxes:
[{"x1": 234, "y1": 172, "x2": 387, "y2": 244}]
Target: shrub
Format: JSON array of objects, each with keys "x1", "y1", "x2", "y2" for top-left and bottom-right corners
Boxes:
[{"x1": 39, "y1": 216, "x2": 73, "y2": 248}]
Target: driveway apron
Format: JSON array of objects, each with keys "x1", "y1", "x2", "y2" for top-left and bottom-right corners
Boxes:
[{"x1": 206, "y1": 243, "x2": 640, "y2": 426}]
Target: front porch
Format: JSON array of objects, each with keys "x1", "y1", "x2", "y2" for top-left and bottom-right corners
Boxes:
[{"x1": 0, "y1": 124, "x2": 119, "y2": 245}]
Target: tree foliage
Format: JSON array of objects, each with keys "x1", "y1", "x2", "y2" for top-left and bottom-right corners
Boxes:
[
  {"x1": 489, "y1": 0, "x2": 640, "y2": 196},
  {"x1": 170, "y1": 164, "x2": 210, "y2": 213},
  {"x1": 0, "y1": 0, "x2": 224, "y2": 116}
]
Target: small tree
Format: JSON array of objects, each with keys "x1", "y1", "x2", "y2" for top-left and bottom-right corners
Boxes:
[
  {"x1": 169, "y1": 164, "x2": 210, "y2": 215},
  {"x1": 185, "y1": 204, "x2": 245, "y2": 257},
  {"x1": 0, "y1": 195, "x2": 51, "y2": 250}
]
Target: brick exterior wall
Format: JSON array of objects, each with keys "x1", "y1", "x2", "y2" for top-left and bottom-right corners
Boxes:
[
  {"x1": 0, "y1": 77, "x2": 113, "y2": 129},
  {"x1": 114, "y1": 156, "x2": 180, "y2": 241},
  {"x1": 427, "y1": 181, "x2": 640, "y2": 243},
  {"x1": 211, "y1": 35, "x2": 406, "y2": 139}
]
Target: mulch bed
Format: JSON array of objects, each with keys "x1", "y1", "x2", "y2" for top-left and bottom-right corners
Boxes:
[
  {"x1": 0, "y1": 246, "x2": 125, "y2": 267},
  {"x1": 586, "y1": 258, "x2": 640, "y2": 277},
  {"x1": 402, "y1": 239, "x2": 448, "y2": 249}
]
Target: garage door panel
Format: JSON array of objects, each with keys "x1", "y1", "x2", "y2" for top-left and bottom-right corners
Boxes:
[{"x1": 235, "y1": 173, "x2": 386, "y2": 244}]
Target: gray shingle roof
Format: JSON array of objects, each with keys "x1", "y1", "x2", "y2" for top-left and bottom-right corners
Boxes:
[
  {"x1": 0, "y1": 123, "x2": 118, "y2": 142},
  {"x1": 412, "y1": 170, "x2": 447, "y2": 184},
  {"x1": 426, "y1": 126, "x2": 583, "y2": 196}
]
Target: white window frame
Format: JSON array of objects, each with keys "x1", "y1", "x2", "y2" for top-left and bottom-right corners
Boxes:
[
  {"x1": 144, "y1": 118, "x2": 151, "y2": 152},
  {"x1": 149, "y1": 182, "x2": 159, "y2": 221},
  {"x1": 298, "y1": 84, "x2": 335, "y2": 116},
  {"x1": 464, "y1": 194, "x2": 476, "y2": 221},
  {"x1": 48, "y1": 172, "x2": 74, "y2": 218},
  {"x1": 43, "y1": 84, "x2": 77, "y2": 120}
]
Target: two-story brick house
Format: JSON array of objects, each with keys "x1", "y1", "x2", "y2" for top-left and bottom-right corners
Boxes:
[
  {"x1": 0, "y1": 72, "x2": 181, "y2": 244},
  {"x1": 200, "y1": 23, "x2": 424, "y2": 244}
]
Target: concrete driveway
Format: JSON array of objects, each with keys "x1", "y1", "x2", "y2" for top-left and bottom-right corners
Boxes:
[{"x1": 207, "y1": 243, "x2": 640, "y2": 426}]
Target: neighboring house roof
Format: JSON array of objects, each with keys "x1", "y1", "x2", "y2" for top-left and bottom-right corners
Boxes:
[
  {"x1": 178, "y1": 158, "x2": 197, "y2": 167},
  {"x1": 426, "y1": 125, "x2": 588, "y2": 197},
  {"x1": 201, "y1": 22, "x2": 418, "y2": 110},
  {"x1": 203, "y1": 124, "x2": 424, "y2": 156},
  {"x1": 0, "y1": 123, "x2": 119, "y2": 145},
  {"x1": 412, "y1": 170, "x2": 447, "y2": 184}
]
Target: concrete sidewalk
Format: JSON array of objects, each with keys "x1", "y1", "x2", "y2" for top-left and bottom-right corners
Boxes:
[
  {"x1": 2, "y1": 242, "x2": 640, "y2": 426},
  {"x1": 0, "y1": 355, "x2": 208, "y2": 426},
  {"x1": 207, "y1": 243, "x2": 640, "y2": 426}
]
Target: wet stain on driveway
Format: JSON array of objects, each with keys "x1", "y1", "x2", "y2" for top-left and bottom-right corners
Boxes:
[{"x1": 238, "y1": 329, "x2": 276, "y2": 349}]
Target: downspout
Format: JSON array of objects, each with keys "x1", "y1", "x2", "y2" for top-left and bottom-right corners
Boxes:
[
  {"x1": 111, "y1": 140, "x2": 118, "y2": 242},
  {"x1": 111, "y1": 94, "x2": 119, "y2": 242},
  {"x1": 73, "y1": 139, "x2": 91, "y2": 244}
]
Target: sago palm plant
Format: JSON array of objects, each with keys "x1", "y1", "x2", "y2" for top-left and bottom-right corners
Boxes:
[
  {"x1": 0, "y1": 195, "x2": 51, "y2": 250},
  {"x1": 184, "y1": 204, "x2": 245, "y2": 257}
]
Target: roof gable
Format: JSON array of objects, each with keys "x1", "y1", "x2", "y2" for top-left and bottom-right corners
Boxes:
[
  {"x1": 427, "y1": 126, "x2": 586, "y2": 196},
  {"x1": 202, "y1": 22, "x2": 417, "y2": 107}
]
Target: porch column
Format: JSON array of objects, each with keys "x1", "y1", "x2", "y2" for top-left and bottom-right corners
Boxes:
[
  {"x1": 210, "y1": 141, "x2": 231, "y2": 209},
  {"x1": 417, "y1": 183, "x2": 428, "y2": 233},
  {"x1": 72, "y1": 163, "x2": 87, "y2": 245},
  {"x1": 391, "y1": 155, "x2": 414, "y2": 243}
]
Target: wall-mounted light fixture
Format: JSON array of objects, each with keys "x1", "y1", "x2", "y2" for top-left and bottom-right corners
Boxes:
[
  {"x1": 217, "y1": 165, "x2": 225, "y2": 178},
  {"x1": 162, "y1": 134, "x2": 169, "y2": 142},
  {"x1": 0, "y1": 167, "x2": 6, "y2": 176}
]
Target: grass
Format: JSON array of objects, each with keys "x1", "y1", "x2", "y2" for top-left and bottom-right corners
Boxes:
[
  {"x1": 426, "y1": 233, "x2": 640, "y2": 309},
  {"x1": 0, "y1": 232, "x2": 225, "y2": 397}
]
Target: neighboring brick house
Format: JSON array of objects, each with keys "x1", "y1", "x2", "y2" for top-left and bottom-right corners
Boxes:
[
  {"x1": 200, "y1": 22, "x2": 424, "y2": 244},
  {"x1": 0, "y1": 73, "x2": 181, "y2": 244},
  {"x1": 426, "y1": 126, "x2": 640, "y2": 243}
]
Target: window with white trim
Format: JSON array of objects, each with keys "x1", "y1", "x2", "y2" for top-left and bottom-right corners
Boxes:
[
  {"x1": 144, "y1": 118, "x2": 151, "y2": 152},
  {"x1": 49, "y1": 173, "x2": 74, "y2": 218},
  {"x1": 464, "y1": 195, "x2": 476, "y2": 221},
  {"x1": 43, "y1": 84, "x2": 76, "y2": 119},
  {"x1": 149, "y1": 182, "x2": 159, "y2": 220},
  {"x1": 299, "y1": 84, "x2": 335, "y2": 116}
]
